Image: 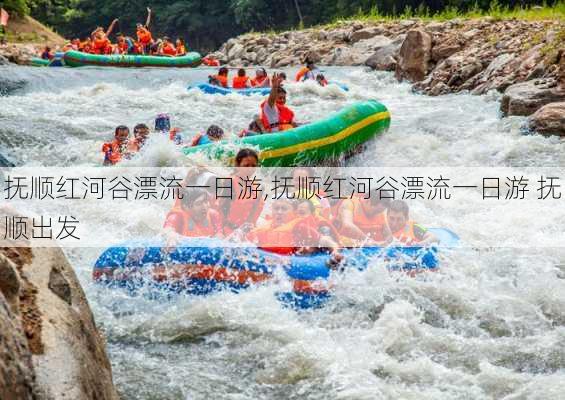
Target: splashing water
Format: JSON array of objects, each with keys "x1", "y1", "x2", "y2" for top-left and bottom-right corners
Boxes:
[{"x1": 2, "y1": 64, "x2": 565, "y2": 400}]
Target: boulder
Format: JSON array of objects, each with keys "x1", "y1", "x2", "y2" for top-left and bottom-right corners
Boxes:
[
  {"x1": 349, "y1": 27, "x2": 380, "y2": 43},
  {"x1": 327, "y1": 29, "x2": 350, "y2": 42},
  {"x1": 395, "y1": 29, "x2": 432, "y2": 82},
  {"x1": 528, "y1": 102, "x2": 565, "y2": 136},
  {"x1": 426, "y1": 22, "x2": 446, "y2": 32},
  {"x1": 431, "y1": 40, "x2": 462, "y2": 62},
  {"x1": 255, "y1": 37, "x2": 271, "y2": 46},
  {"x1": 501, "y1": 80, "x2": 565, "y2": 116},
  {"x1": 365, "y1": 35, "x2": 404, "y2": 71},
  {"x1": 0, "y1": 55, "x2": 9, "y2": 65},
  {"x1": 326, "y1": 47, "x2": 367, "y2": 66},
  {"x1": 0, "y1": 226, "x2": 119, "y2": 400},
  {"x1": 353, "y1": 35, "x2": 392, "y2": 51},
  {"x1": 227, "y1": 42, "x2": 245, "y2": 61}
]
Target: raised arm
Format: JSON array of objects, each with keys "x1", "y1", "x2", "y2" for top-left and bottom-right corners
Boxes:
[
  {"x1": 267, "y1": 73, "x2": 282, "y2": 107},
  {"x1": 106, "y1": 18, "x2": 118, "y2": 37},
  {"x1": 145, "y1": 7, "x2": 152, "y2": 28}
]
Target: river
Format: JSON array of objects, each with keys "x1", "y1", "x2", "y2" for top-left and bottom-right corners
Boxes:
[{"x1": 2, "y1": 65, "x2": 565, "y2": 399}]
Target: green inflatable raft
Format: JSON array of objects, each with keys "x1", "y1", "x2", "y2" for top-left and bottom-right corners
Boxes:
[
  {"x1": 62, "y1": 50, "x2": 202, "y2": 68},
  {"x1": 183, "y1": 100, "x2": 391, "y2": 166}
]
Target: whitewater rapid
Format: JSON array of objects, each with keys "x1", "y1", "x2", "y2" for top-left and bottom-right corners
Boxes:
[{"x1": 2, "y1": 64, "x2": 565, "y2": 400}]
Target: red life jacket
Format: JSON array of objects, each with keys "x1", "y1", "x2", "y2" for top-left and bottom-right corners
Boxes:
[
  {"x1": 260, "y1": 100, "x2": 295, "y2": 132},
  {"x1": 251, "y1": 76, "x2": 270, "y2": 88},
  {"x1": 232, "y1": 76, "x2": 250, "y2": 89},
  {"x1": 137, "y1": 28, "x2": 153, "y2": 45},
  {"x1": 101, "y1": 139, "x2": 137, "y2": 165},
  {"x1": 164, "y1": 206, "x2": 222, "y2": 237},
  {"x1": 221, "y1": 175, "x2": 265, "y2": 234},
  {"x1": 162, "y1": 43, "x2": 176, "y2": 56}
]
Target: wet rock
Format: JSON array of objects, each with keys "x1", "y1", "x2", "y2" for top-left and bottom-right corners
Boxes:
[
  {"x1": 395, "y1": 29, "x2": 432, "y2": 82},
  {"x1": 349, "y1": 27, "x2": 380, "y2": 43},
  {"x1": 365, "y1": 35, "x2": 404, "y2": 71},
  {"x1": 501, "y1": 80, "x2": 565, "y2": 116},
  {"x1": 429, "y1": 81, "x2": 451, "y2": 96},
  {"x1": 227, "y1": 43, "x2": 245, "y2": 60},
  {"x1": 48, "y1": 266, "x2": 72, "y2": 305},
  {"x1": 528, "y1": 102, "x2": 565, "y2": 136},
  {"x1": 0, "y1": 234, "x2": 119, "y2": 400},
  {"x1": 326, "y1": 46, "x2": 366, "y2": 66},
  {"x1": 0, "y1": 255, "x2": 20, "y2": 309},
  {"x1": 0, "y1": 295, "x2": 37, "y2": 400},
  {"x1": 0, "y1": 55, "x2": 9, "y2": 65}
]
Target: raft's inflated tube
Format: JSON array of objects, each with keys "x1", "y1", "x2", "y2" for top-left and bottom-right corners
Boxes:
[
  {"x1": 190, "y1": 83, "x2": 272, "y2": 96},
  {"x1": 189, "y1": 81, "x2": 348, "y2": 96},
  {"x1": 93, "y1": 229, "x2": 459, "y2": 309},
  {"x1": 63, "y1": 50, "x2": 202, "y2": 68},
  {"x1": 182, "y1": 99, "x2": 391, "y2": 166},
  {"x1": 30, "y1": 52, "x2": 65, "y2": 67}
]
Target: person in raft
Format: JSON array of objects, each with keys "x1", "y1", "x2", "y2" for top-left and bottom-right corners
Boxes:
[
  {"x1": 250, "y1": 68, "x2": 270, "y2": 88},
  {"x1": 90, "y1": 19, "x2": 118, "y2": 54},
  {"x1": 129, "y1": 123, "x2": 151, "y2": 151},
  {"x1": 387, "y1": 200, "x2": 438, "y2": 246},
  {"x1": 232, "y1": 68, "x2": 251, "y2": 89},
  {"x1": 136, "y1": 7, "x2": 153, "y2": 54},
  {"x1": 335, "y1": 192, "x2": 393, "y2": 247},
  {"x1": 218, "y1": 148, "x2": 264, "y2": 236},
  {"x1": 159, "y1": 36, "x2": 176, "y2": 56},
  {"x1": 209, "y1": 67, "x2": 229, "y2": 88},
  {"x1": 257, "y1": 73, "x2": 297, "y2": 133},
  {"x1": 102, "y1": 125, "x2": 136, "y2": 165},
  {"x1": 175, "y1": 38, "x2": 187, "y2": 56},
  {"x1": 191, "y1": 125, "x2": 225, "y2": 146},
  {"x1": 163, "y1": 188, "x2": 223, "y2": 238},
  {"x1": 40, "y1": 46, "x2": 53, "y2": 60}
]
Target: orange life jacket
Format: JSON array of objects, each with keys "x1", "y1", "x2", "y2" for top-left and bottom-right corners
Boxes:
[
  {"x1": 295, "y1": 66, "x2": 309, "y2": 82},
  {"x1": 176, "y1": 45, "x2": 186, "y2": 56},
  {"x1": 213, "y1": 74, "x2": 228, "y2": 88},
  {"x1": 251, "y1": 76, "x2": 270, "y2": 88},
  {"x1": 221, "y1": 176, "x2": 265, "y2": 234},
  {"x1": 137, "y1": 28, "x2": 152, "y2": 45},
  {"x1": 260, "y1": 100, "x2": 295, "y2": 132},
  {"x1": 202, "y1": 57, "x2": 220, "y2": 66},
  {"x1": 92, "y1": 37, "x2": 110, "y2": 54},
  {"x1": 164, "y1": 206, "x2": 222, "y2": 237},
  {"x1": 248, "y1": 217, "x2": 302, "y2": 255},
  {"x1": 101, "y1": 139, "x2": 137, "y2": 165},
  {"x1": 292, "y1": 214, "x2": 341, "y2": 247},
  {"x1": 232, "y1": 76, "x2": 250, "y2": 89},
  {"x1": 340, "y1": 197, "x2": 387, "y2": 241},
  {"x1": 162, "y1": 43, "x2": 176, "y2": 56},
  {"x1": 392, "y1": 220, "x2": 422, "y2": 245},
  {"x1": 117, "y1": 41, "x2": 129, "y2": 54}
]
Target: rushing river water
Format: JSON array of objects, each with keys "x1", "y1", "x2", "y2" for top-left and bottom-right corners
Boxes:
[{"x1": 2, "y1": 65, "x2": 565, "y2": 400}]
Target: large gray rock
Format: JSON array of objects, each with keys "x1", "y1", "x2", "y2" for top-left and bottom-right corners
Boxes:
[
  {"x1": 528, "y1": 102, "x2": 565, "y2": 136},
  {"x1": 349, "y1": 27, "x2": 381, "y2": 43},
  {"x1": 325, "y1": 46, "x2": 367, "y2": 66},
  {"x1": 227, "y1": 43, "x2": 245, "y2": 61},
  {"x1": 365, "y1": 35, "x2": 404, "y2": 71},
  {"x1": 501, "y1": 80, "x2": 565, "y2": 116},
  {"x1": 353, "y1": 35, "x2": 392, "y2": 51},
  {"x1": 0, "y1": 55, "x2": 9, "y2": 65},
  {"x1": 0, "y1": 226, "x2": 120, "y2": 400},
  {"x1": 395, "y1": 29, "x2": 432, "y2": 82}
]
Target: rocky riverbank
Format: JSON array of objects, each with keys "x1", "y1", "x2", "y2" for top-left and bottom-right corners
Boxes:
[
  {"x1": 0, "y1": 209, "x2": 119, "y2": 400},
  {"x1": 210, "y1": 18, "x2": 565, "y2": 136},
  {"x1": 0, "y1": 43, "x2": 42, "y2": 65}
]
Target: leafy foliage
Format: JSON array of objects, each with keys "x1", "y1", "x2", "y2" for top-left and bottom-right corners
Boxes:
[{"x1": 16, "y1": 0, "x2": 565, "y2": 51}]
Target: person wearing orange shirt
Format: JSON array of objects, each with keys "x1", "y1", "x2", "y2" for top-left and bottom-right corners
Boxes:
[
  {"x1": 218, "y1": 149, "x2": 263, "y2": 236},
  {"x1": 102, "y1": 125, "x2": 136, "y2": 166},
  {"x1": 387, "y1": 200, "x2": 438, "y2": 246},
  {"x1": 160, "y1": 37, "x2": 176, "y2": 56},
  {"x1": 209, "y1": 67, "x2": 229, "y2": 88},
  {"x1": 175, "y1": 38, "x2": 187, "y2": 56},
  {"x1": 258, "y1": 73, "x2": 297, "y2": 133},
  {"x1": 250, "y1": 68, "x2": 270, "y2": 88},
  {"x1": 136, "y1": 7, "x2": 153, "y2": 54},
  {"x1": 232, "y1": 68, "x2": 251, "y2": 89},
  {"x1": 336, "y1": 193, "x2": 393, "y2": 246},
  {"x1": 163, "y1": 188, "x2": 223, "y2": 238}
]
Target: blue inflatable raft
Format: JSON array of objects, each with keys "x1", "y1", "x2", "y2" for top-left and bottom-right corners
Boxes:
[
  {"x1": 93, "y1": 228, "x2": 458, "y2": 309},
  {"x1": 189, "y1": 81, "x2": 349, "y2": 96}
]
